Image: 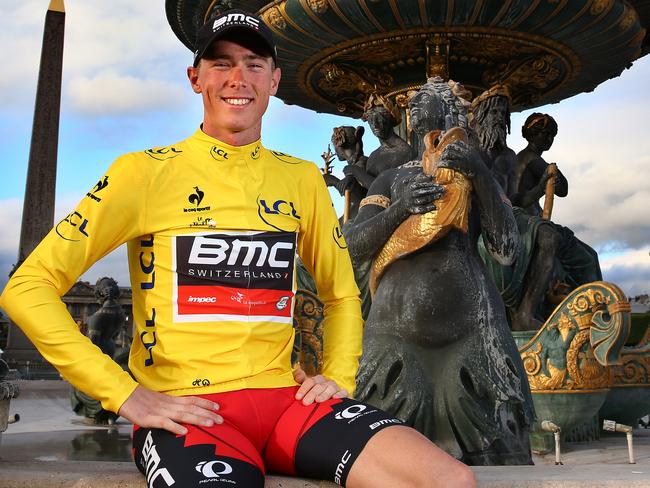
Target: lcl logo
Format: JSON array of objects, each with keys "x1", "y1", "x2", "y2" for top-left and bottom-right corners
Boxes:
[{"x1": 210, "y1": 146, "x2": 229, "y2": 161}]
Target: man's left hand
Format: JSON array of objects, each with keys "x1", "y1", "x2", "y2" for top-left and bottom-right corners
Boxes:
[{"x1": 293, "y1": 368, "x2": 348, "y2": 405}]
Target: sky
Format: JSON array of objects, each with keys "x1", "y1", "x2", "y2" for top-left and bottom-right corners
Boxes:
[{"x1": 0, "y1": 0, "x2": 649, "y2": 299}]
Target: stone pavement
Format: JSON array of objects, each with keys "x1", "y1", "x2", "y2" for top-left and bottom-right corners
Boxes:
[{"x1": 1, "y1": 380, "x2": 649, "y2": 487}]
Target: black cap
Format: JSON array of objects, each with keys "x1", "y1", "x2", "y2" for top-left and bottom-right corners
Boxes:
[{"x1": 193, "y1": 9, "x2": 277, "y2": 67}]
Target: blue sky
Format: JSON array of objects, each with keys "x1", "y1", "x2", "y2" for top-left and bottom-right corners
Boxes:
[{"x1": 1, "y1": 1, "x2": 649, "y2": 297}]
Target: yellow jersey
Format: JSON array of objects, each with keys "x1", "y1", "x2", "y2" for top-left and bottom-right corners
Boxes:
[{"x1": 0, "y1": 129, "x2": 362, "y2": 413}]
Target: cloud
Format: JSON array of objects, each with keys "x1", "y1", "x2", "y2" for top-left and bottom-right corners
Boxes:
[
  {"x1": 67, "y1": 72, "x2": 186, "y2": 115},
  {"x1": 0, "y1": 0, "x2": 192, "y2": 116},
  {"x1": 508, "y1": 59, "x2": 650, "y2": 252},
  {"x1": 0, "y1": 3, "x2": 45, "y2": 109},
  {"x1": 600, "y1": 246, "x2": 650, "y2": 297}
]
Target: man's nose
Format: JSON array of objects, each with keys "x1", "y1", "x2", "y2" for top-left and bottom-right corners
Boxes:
[{"x1": 229, "y1": 67, "x2": 247, "y2": 87}]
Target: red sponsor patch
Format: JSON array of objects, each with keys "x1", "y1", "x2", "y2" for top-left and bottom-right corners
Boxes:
[{"x1": 177, "y1": 285, "x2": 293, "y2": 318}]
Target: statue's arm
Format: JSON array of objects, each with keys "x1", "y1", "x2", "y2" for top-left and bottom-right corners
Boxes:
[
  {"x1": 345, "y1": 169, "x2": 444, "y2": 263},
  {"x1": 344, "y1": 170, "x2": 400, "y2": 262},
  {"x1": 473, "y1": 165, "x2": 519, "y2": 265},
  {"x1": 515, "y1": 157, "x2": 568, "y2": 207},
  {"x1": 553, "y1": 165, "x2": 569, "y2": 197},
  {"x1": 343, "y1": 163, "x2": 375, "y2": 189},
  {"x1": 323, "y1": 173, "x2": 341, "y2": 187},
  {"x1": 323, "y1": 173, "x2": 355, "y2": 197},
  {"x1": 440, "y1": 143, "x2": 519, "y2": 265}
]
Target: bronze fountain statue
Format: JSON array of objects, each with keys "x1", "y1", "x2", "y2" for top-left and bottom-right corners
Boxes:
[
  {"x1": 70, "y1": 277, "x2": 127, "y2": 425},
  {"x1": 474, "y1": 96, "x2": 602, "y2": 331},
  {"x1": 346, "y1": 77, "x2": 534, "y2": 465}
]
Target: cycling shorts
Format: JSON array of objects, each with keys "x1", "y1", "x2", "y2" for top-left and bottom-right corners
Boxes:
[{"x1": 132, "y1": 386, "x2": 402, "y2": 487}]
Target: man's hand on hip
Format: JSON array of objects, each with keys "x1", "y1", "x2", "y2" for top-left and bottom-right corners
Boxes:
[
  {"x1": 293, "y1": 368, "x2": 348, "y2": 405},
  {"x1": 118, "y1": 385, "x2": 223, "y2": 435}
]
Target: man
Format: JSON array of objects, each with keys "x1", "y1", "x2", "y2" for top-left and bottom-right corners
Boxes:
[{"x1": 0, "y1": 9, "x2": 474, "y2": 488}]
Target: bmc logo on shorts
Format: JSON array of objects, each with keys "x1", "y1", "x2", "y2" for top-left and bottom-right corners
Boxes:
[
  {"x1": 195, "y1": 460, "x2": 233, "y2": 478},
  {"x1": 142, "y1": 431, "x2": 176, "y2": 487},
  {"x1": 334, "y1": 404, "x2": 366, "y2": 420}
]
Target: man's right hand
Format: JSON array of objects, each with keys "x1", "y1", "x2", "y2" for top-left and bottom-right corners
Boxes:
[{"x1": 118, "y1": 385, "x2": 223, "y2": 435}]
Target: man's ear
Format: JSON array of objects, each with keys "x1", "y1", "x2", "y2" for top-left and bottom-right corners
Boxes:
[
  {"x1": 269, "y1": 67, "x2": 281, "y2": 96},
  {"x1": 187, "y1": 66, "x2": 202, "y2": 94}
]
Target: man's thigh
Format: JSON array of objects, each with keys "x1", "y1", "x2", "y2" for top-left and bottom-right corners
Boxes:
[
  {"x1": 264, "y1": 397, "x2": 402, "y2": 486},
  {"x1": 133, "y1": 424, "x2": 265, "y2": 488}
]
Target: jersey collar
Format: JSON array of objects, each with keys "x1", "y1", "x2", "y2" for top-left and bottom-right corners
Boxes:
[{"x1": 189, "y1": 127, "x2": 263, "y2": 162}]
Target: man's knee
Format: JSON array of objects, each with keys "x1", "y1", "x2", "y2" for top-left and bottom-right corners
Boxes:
[
  {"x1": 439, "y1": 462, "x2": 476, "y2": 488},
  {"x1": 413, "y1": 446, "x2": 476, "y2": 488},
  {"x1": 348, "y1": 425, "x2": 476, "y2": 488}
]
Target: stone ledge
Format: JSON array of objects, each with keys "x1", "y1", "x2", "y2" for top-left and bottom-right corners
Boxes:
[
  {"x1": 0, "y1": 461, "x2": 336, "y2": 488},
  {"x1": 1, "y1": 461, "x2": 649, "y2": 488}
]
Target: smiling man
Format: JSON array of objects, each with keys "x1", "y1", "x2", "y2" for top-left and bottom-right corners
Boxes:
[{"x1": 0, "y1": 9, "x2": 474, "y2": 488}]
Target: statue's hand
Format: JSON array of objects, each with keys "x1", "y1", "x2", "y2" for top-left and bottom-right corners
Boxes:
[
  {"x1": 398, "y1": 173, "x2": 445, "y2": 214},
  {"x1": 323, "y1": 173, "x2": 340, "y2": 188},
  {"x1": 438, "y1": 140, "x2": 487, "y2": 179},
  {"x1": 343, "y1": 164, "x2": 364, "y2": 179},
  {"x1": 335, "y1": 175, "x2": 355, "y2": 195},
  {"x1": 532, "y1": 166, "x2": 555, "y2": 198}
]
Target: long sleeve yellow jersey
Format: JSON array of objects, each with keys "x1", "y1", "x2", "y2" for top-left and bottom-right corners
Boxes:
[{"x1": 0, "y1": 129, "x2": 363, "y2": 413}]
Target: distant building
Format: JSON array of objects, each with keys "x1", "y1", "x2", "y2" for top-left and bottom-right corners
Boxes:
[{"x1": 631, "y1": 294, "x2": 650, "y2": 314}]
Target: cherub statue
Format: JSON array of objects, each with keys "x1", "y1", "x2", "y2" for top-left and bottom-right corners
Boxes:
[{"x1": 322, "y1": 125, "x2": 368, "y2": 223}]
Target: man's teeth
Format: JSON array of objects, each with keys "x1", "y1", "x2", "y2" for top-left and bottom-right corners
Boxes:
[{"x1": 224, "y1": 98, "x2": 251, "y2": 105}]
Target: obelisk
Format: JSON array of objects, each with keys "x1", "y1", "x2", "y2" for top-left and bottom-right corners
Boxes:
[{"x1": 3, "y1": 0, "x2": 65, "y2": 372}]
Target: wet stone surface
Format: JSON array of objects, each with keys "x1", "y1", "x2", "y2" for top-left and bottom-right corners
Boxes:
[{"x1": 0, "y1": 426, "x2": 133, "y2": 462}]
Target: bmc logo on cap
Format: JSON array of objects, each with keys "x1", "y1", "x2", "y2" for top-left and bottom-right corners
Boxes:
[{"x1": 213, "y1": 13, "x2": 260, "y2": 31}]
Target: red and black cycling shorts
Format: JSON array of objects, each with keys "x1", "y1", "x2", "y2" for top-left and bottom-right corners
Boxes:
[{"x1": 132, "y1": 386, "x2": 402, "y2": 487}]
